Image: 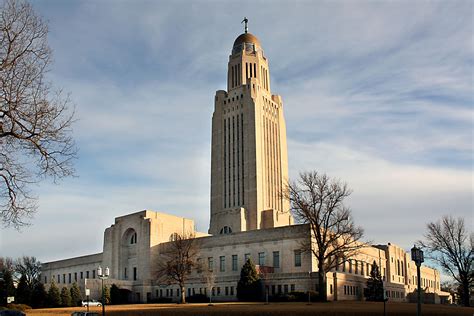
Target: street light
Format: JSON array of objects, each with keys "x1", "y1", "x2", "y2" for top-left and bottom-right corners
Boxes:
[
  {"x1": 97, "y1": 266, "x2": 109, "y2": 316},
  {"x1": 411, "y1": 245, "x2": 424, "y2": 316}
]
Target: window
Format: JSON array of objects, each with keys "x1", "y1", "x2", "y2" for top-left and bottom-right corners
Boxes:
[
  {"x1": 74, "y1": 272, "x2": 77, "y2": 282},
  {"x1": 291, "y1": 284, "x2": 295, "y2": 292},
  {"x1": 258, "y1": 252, "x2": 265, "y2": 266},
  {"x1": 284, "y1": 284, "x2": 288, "y2": 293},
  {"x1": 220, "y1": 256, "x2": 226, "y2": 272},
  {"x1": 208, "y1": 257, "x2": 214, "y2": 271},
  {"x1": 232, "y1": 255, "x2": 238, "y2": 271},
  {"x1": 231, "y1": 286, "x2": 234, "y2": 295},
  {"x1": 92, "y1": 270, "x2": 95, "y2": 279},
  {"x1": 273, "y1": 251, "x2": 280, "y2": 268},
  {"x1": 86, "y1": 271, "x2": 89, "y2": 279},
  {"x1": 225, "y1": 287, "x2": 229, "y2": 295},
  {"x1": 244, "y1": 253, "x2": 251, "y2": 262},
  {"x1": 44, "y1": 276, "x2": 47, "y2": 283},
  {"x1": 330, "y1": 284, "x2": 333, "y2": 294},
  {"x1": 133, "y1": 267, "x2": 137, "y2": 281},
  {"x1": 57, "y1": 275, "x2": 60, "y2": 283},
  {"x1": 277, "y1": 284, "x2": 282, "y2": 293},
  {"x1": 80, "y1": 272, "x2": 83, "y2": 279},
  {"x1": 294, "y1": 250, "x2": 302, "y2": 267},
  {"x1": 68, "y1": 273, "x2": 71, "y2": 283},
  {"x1": 349, "y1": 260, "x2": 353, "y2": 273},
  {"x1": 219, "y1": 226, "x2": 233, "y2": 234},
  {"x1": 124, "y1": 268, "x2": 127, "y2": 279},
  {"x1": 130, "y1": 232, "x2": 137, "y2": 244}
]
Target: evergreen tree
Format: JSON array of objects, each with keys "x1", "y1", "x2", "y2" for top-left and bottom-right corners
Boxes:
[
  {"x1": 237, "y1": 258, "x2": 262, "y2": 301},
  {"x1": 31, "y1": 282, "x2": 47, "y2": 308},
  {"x1": 0, "y1": 269, "x2": 15, "y2": 305},
  {"x1": 365, "y1": 260, "x2": 384, "y2": 301},
  {"x1": 60, "y1": 286, "x2": 71, "y2": 307},
  {"x1": 47, "y1": 281, "x2": 61, "y2": 307},
  {"x1": 110, "y1": 284, "x2": 121, "y2": 305},
  {"x1": 69, "y1": 282, "x2": 82, "y2": 307},
  {"x1": 16, "y1": 274, "x2": 31, "y2": 305}
]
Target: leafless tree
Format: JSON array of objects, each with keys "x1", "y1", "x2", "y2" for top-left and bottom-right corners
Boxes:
[
  {"x1": 418, "y1": 215, "x2": 473, "y2": 307},
  {"x1": 155, "y1": 233, "x2": 199, "y2": 304},
  {"x1": 14, "y1": 255, "x2": 41, "y2": 286},
  {"x1": 0, "y1": 0, "x2": 76, "y2": 228},
  {"x1": 283, "y1": 171, "x2": 365, "y2": 301},
  {"x1": 200, "y1": 268, "x2": 215, "y2": 304}
]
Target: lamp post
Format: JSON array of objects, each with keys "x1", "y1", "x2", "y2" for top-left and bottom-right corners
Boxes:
[
  {"x1": 411, "y1": 246, "x2": 424, "y2": 316},
  {"x1": 307, "y1": 271, "x2": 312, "y2": 305},
  {"x1": 97, "y1": 266, "x2": 109, "y2": 316}
]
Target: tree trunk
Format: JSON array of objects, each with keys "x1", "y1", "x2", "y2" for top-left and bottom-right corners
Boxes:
[
  {"x1": 318, "y1": 261, "x2": 327, "y2": 301},
  {"x1": 461, "y1": 277, "x2": 470, "y2": 307},
  {"x1": 180, "y1": 286, "x2": 186, "y2": 304}
]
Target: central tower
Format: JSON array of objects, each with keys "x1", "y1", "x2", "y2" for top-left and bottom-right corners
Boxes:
[{"x1": 209, "y1": 24, "x2": 293, "y2": 235}]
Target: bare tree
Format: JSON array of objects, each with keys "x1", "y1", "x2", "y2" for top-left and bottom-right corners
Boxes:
[
  {"x1": 0, "y1": 0, "x2": 76, "y2": 228},
  {"x1": 14, "y1": 256, "x2": 41, "y2": 287},
  {"x1": 418, "y1": 215, "x2": 473, "y2": 307},
  {"x1": 283, "y1": 171, "x2": 365, "y2": 301},
  {"x1": 155, "y1": 233, "x2": 199, "y2": 304},
  {"x1": 200, "y1": 268, "x2": 215, "y2": 305}
]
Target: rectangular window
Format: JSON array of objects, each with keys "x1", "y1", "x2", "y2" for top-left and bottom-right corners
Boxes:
[
  {"x1": 57, "y1": 275, "x2": 60, "y2": 283},
  {"x1": 225, "y1": 286, "x2": 228, "y2": 296},
  {"x1": 258, "y1": 252, "x2": 265, "y2": 266},
  {"x1": 208, "y1": 257, "x2": 214, "y2": 271},
  {"x1": 244, "y1": 253, "x2": 250, "y2": 262},
  {"x1": 124, "y1": 268, "x2": 127, "y2": 279},
  {"x1": 231, "y1": 286, "x2": 234, "y2": 295},
  {"x1": 86, "y1": 271, "x2": 89, "y2": 279},
  {"x1": 62, "y1": 274, "x2": 65, "y2": 283},
  {"x1": 133, "y1": 267, "x2": 137, "y2": 281},
  {"x1": 220, "y1": 256, "x2": 226, "y2": 272},
  {"x1": 80, "y1": 272, "x2": 83, "y2": 279},
  {"x1": 273, "y1": 251, "x2": 280, "y2": 268},
  {"x1": 330, "y1": 284, "x2": 333, "y2": 294},
  {"x1": 68, "y1": 273, "x2": 71, "y2": 283},
  {"x1": 74, "y1": 272, "x2": 77, "y2": 282},
  {"x1": 232, "y1": 255, "x2": 238, "y2": 271},
  {"x1": 176, "y1": 289, "x2": 179, "y2": 296},
  {"x1": 44, "y1": 276, "x2": 47, "y2": 283},
  {"x1": 277, "y1": 284, "x2": 282, "y2": 294},
  {"x1": 291, "y1": 284, "x2": 295, "y2": 292},
  {"x1": 92, "y1": 270, "x2": 95, "y2": 279},
  {"x1": 217, "y1": 287, "x2": 221, "y2": 295},
  {"x1": 294, "y1": 250, "x2": 302, "y2": 267},
  {"x1": 284, "y1": 284, "x2": 288, "y2": 293}
]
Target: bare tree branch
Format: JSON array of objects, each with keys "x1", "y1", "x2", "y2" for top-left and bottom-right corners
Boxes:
[
  {"x1": 0, "y1": 0, "x2": 76, "y2": 228},
  {"x1": 154, "y1": 232, "x2": 199, "y2": 304},
  {"x1": 418, "y1": 215, "x2": 473, "y2": 307},
  {"x1": 283, "y1": 171, "x2": 366, "y2": 301}
]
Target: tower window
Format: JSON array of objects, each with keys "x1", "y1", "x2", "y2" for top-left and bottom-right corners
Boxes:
[
  {"x1": 219, "y1": 226, "x2": 232, "y2": 234},
  {"x1": 130, "y1": 232, "x2": 137, "y2": 244}
]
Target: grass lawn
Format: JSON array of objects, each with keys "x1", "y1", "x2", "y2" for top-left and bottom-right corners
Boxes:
[{"x1": 26, "y1": 301, "x2": 474, "y2": 316}]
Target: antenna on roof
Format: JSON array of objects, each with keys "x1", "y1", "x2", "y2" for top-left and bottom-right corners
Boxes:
[{"x1": 242, "y1": 17, "x2": 248, "y2": 33}]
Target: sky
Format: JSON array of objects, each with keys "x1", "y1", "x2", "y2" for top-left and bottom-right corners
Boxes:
[{"x1": 1, "y1": 0, "x2": 472, "y2": 277}]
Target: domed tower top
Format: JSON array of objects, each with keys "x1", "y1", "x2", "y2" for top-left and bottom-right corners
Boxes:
[{"x1": 232, "y1": 17, "x2": 262, "y2": 54}]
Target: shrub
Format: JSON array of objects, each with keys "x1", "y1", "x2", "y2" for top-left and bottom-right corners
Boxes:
[
  {"x1": 187, "y1": 294, "x2": 208, "y2": 303},
  {"x1": 47, "y1": 282, "x2": 61, "y2": 307},
  {"x1": 60, "y1": 287, "x2": 71, "y2": 307},
  {"x1": 70, "y1": 283, "x2": 82, "y2": 307},
  {"x1": 237, "y1": 259, "x2": 263, "y2": 301}
]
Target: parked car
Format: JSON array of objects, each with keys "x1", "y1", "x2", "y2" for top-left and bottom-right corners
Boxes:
[{"x1": 81, "y1": 299, "x2": 102, "y2": 307}]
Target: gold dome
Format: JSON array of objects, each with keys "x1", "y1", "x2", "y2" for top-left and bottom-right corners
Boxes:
[{"x1": 233, "y1": 33, "x2": 261, "y2": 48}]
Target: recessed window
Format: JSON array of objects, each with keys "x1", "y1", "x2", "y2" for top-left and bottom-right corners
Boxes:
[
  {"x1": 258, "y1": 252, "x2": 265, "y2": 266},
  {"x1": 220, "y1": 256, "x2": 226, "y2": 272},
  {"x1": 232, "y1": 255, "x2": 238, "y2": 271},
  {"x1": 130, "y1": 232, "x2": 137, "y2": 244},
  {"x1": 294, "y1": 250, "x2": 302, "y2": 267},
  {"x1": 273, "y1": 251, "x2": 280, "y2": 268},
  {"x1": 219, "y1": 226, "x2": 232, "y2": 234}
]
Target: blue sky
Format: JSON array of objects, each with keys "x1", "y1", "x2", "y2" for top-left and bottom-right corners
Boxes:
[{"x1": 1, "y1": 0, "x2": 472, "y2": 275}]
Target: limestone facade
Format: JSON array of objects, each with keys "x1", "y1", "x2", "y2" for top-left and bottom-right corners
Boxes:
[{"x1": 41, "y1": 29, "x2": 450, "y2": 305}]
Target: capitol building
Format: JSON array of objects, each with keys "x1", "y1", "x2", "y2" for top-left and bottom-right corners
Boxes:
[{"x1": 41, "y1": 25, "x2": 450, "y2": 304}]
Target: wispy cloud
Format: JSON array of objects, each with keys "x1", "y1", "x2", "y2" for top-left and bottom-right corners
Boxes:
[{"x1": 1, "y1": 0, "x2": 471, "y2": 271}]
